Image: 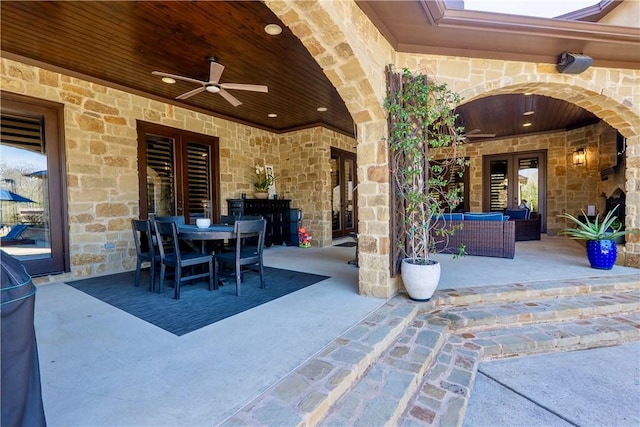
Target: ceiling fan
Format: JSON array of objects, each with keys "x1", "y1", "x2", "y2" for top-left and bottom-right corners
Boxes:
[{"x1": 152, "y1": 56, "x2": 268, "y2": 107}]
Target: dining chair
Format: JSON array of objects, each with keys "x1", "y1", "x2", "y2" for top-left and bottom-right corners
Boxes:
[
  {"x1": 131, "y1": 219, "x2": 160, "y2": 291},
  {"x1": 154, "y1": 215, "x2": 194, "y2": 252},
  {"x1": 218, "y1": 215, "x2": 263, "y2": 253},
  {"x1": 214, "y1": 218, "x2": 266, "y2": 296},
  {"x1": 154, "y1": 215, "x2": 186, "y2": 225},
  {"x1": 153, "y1": 220, "x2": 214, "y2": 299}
]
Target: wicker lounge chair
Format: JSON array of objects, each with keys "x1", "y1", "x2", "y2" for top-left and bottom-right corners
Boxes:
[{"x1": 506, "y1": 209, "x2": 542, "y2": 241}]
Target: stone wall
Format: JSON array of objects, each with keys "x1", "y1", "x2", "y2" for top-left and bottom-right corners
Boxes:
[{"x1": 278, "y1": 128, "x2": 355, "y2": 247}]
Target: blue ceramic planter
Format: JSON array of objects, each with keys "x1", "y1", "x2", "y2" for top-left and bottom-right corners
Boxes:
[{"x1": 586, "y1": 240, "x2": 617, "y2": 270}]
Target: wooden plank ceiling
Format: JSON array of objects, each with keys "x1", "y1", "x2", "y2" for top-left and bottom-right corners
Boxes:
[
  {"x1": 2, "y1": 1, "x2": 627, "y2": 140},
  {"x1": 1, "y1": 1, "x2": 355, "y2": 136}
]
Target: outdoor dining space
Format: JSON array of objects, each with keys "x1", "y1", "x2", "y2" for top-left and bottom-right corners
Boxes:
[
  {"x1": 131, "y1": 216, "x2": 268, "y2": 300},
  {"x1": 63, "y1": 217, "x2": 329, "y2": 337}
]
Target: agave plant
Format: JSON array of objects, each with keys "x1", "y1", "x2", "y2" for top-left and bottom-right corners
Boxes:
[{"x1": 558, "y1": 205, "x2": 635, "y2": 241}]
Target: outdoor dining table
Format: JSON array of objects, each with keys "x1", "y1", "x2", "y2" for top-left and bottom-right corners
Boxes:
[{"x1": 178, "y1": 224, "x2": 235, "y2": 254}]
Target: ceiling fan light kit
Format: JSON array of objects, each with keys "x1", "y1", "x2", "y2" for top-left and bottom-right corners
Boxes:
[{"x1": 152, "y1": 56, "x2": 268, "y2": 107}]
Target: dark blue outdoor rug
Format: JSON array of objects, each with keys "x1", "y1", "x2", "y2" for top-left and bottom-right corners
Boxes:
[{"x1": 66, "y1": 267, "x2": 329, "y2": 336}]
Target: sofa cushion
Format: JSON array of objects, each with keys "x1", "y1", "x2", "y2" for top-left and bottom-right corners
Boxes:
[
  {"x1": 464, "y1": 212, "x2": 504, "y2": 221},
  {"x1": 506, "y1": 208, "x2": 529, "y2": 220},
  {"x1": 433, "y1": 213, "x2": 464, "y2": 221}
]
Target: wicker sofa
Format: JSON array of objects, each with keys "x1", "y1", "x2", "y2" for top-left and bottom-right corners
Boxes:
[{"x1": 432, "y1": 213, "x2": 516, "y2": 258}]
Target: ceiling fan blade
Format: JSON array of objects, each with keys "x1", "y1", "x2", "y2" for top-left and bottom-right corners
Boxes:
[
  {"x1": 176, "y1": 87, "x2": 206, "y2": 100},
  {"x1": 152, "y1": 71, "x2": 205, "y2": 86},
  {"x1": 220, "y1": 83, "x2": 268, "y2": 93},
  {"x1": 209, "y1": 62, "x2": 225, "y2": 84},
  {"x1": 219, "y1": 88, "x2": 242, "y2": 107}
]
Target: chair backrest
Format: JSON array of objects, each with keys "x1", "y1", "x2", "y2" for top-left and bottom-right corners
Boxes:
[
  {"x1": 153, "y1": 220, "x2": 181, "y2": 262},
  {"x1": 233, "y1": 219, "x2": 266, "y2": 264},
  {"x1": 131, "y1": 219, "x2": 155, "y2": 258},
  {"x1": 5, "y1": 224, "x2": 28, "y2": 239},
  {"x1": 154, "y1": 215, "x2": 186, "y2": 225}
]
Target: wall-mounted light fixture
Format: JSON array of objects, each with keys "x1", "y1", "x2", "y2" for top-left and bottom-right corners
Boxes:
[{"x1": 573, "y1": 148, "x2": 586, "y2": 165}]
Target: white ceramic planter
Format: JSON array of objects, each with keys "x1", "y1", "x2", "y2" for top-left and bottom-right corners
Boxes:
[{"x1": 401, "y1": 258, "x2": 441, "y2": 301}]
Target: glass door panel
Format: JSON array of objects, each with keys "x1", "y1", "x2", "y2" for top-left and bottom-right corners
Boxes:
[
  {"x1": 0, "y1": 138, "x2": 50, "y2": 257},
  {"x1": 488, "y1": 158, "x2": 509, "y2": 211},
  {"x1": 344, "y1": 158, "x2": 355, "y2": 229},
  {"x1": 517, "y1": 156, "x2": 539, "y2": 212},
  {"x1": 145, "y1": 135, "x2": 176, "y2": 218},
  {"x1": 331, "y1": 157, "x2": 341, "y2": 233},
  {"x1": 185, "y1": 142, "x2": 212, "y2": 223},
  {"x1": 331, "y1": 147, "x2": 357, "y2": 238}
]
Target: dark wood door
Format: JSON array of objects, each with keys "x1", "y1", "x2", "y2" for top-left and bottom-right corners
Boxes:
[
  {"x1": 137, "y1": 122, "x2": 220, "y2": 224},
  {"x1": 483, "y1": 150, "x2": 547, "y2": 232},
  {"x1": 1, "y1": 93, "x2": 69, "y2": 276}
]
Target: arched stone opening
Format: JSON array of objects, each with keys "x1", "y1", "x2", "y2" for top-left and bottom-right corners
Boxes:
[
  {"x1": 458, "y1": 81, "x2": 639, "y2": 265},
  {"x1": 459, "y1": 81, "x2": 638, "y2": 139}
]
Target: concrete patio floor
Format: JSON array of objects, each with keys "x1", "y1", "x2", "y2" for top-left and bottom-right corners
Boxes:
[{"x1": 33, "y1": 235, "x2": 639, "y2": 426}]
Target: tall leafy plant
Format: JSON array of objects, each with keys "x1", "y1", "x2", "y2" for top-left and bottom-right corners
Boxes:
[
  {"x1": 558, "y1": 205, "x2": 637, "y2": 241},
  {"x1": 386, "y1": 67, "x2": 467, "y2": 266}
]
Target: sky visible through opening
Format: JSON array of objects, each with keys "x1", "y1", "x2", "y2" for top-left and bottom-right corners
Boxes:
[{"x1": 461, "y1": 0, "x2": 599, "y2": 18}]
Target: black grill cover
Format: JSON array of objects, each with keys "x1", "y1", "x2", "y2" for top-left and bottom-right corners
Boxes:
[{"x1": 1, "y1": 250, "x2": 46, "y2": 427}]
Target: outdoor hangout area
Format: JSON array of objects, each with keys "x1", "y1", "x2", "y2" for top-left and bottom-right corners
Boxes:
[
  {"x1": 1, "y1": 1, "x2": 639, "y2": 426},
  {"x1": 32, "y1": 236, "x2": 639, "y2": 426}
]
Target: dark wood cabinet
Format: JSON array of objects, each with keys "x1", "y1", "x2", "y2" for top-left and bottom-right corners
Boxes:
[{"x1": 227, "y1": 199, "x2": 291, "y2": 246}]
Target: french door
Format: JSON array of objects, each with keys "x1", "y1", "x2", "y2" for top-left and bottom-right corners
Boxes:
[
  {"x1": 331, "y1": 147, "x2": 357, "y2": 238},
  {"x1": 483, "y1": 150, "x2": 547, "y2": 232},
  {"x1": 137, "y1": 122, "x2": 220, "y2": 224},
  {"x1": 0, "y1": 93, "x2": 68, "y2": 276}
]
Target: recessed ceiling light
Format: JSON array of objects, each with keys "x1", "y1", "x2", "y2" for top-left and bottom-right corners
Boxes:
[
  {"x1": 523, "y1": 111, "x2": 535, "y2": 116},
  {"x1": 317, "y1": 107, "x2": 328, "y2": 112},
  {"x1": 268, "y1": 113, "x2": 277, "y2": 118},
  {"x1": 264, "y1": 24, "x2": 282, "y2": 35},
  {"x1": 161, "y1": 77, "x2": 176, "y2": 84},
  {"x1": 523, "y1": 122, "x2": 533, "y2": 127}
]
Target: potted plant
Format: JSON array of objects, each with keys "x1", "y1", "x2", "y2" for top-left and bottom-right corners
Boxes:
[
  {"x1": 558, "y1": 206, "x2": 637, "y2": 269},
  {"x1": 253, "y1": 165, "x2": 273, "y2": 199},
  {"x1": 385, "y1": 67, "x2": 467, "y2": 300}
]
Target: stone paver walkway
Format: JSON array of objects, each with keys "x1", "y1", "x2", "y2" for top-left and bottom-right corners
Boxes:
[{"x1": 221, "y1": 274, "x2": 640, "y2": 427}]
